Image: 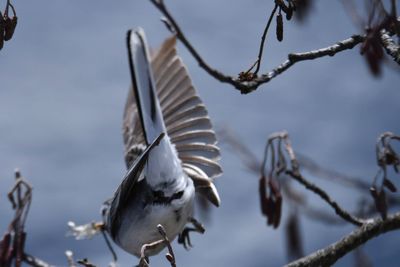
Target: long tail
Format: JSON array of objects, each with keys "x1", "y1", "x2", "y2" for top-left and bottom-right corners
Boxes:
[{"x1": 127, "y1": 28, "x2": 166, "y2": 145}]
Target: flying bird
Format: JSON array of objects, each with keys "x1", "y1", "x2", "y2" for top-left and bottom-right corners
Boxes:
[{"x1": 102, "y1": 28, "x2": 222, "y2": 263}]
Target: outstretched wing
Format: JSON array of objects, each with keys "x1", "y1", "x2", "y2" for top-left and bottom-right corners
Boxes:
[{"x1": 123, "y1": 34, "x2": 222, "y2": 206}]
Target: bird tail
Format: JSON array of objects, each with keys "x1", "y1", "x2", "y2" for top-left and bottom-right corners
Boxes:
[{"x1": 127, "y1": 28, "x2": 166, "y2": 145}]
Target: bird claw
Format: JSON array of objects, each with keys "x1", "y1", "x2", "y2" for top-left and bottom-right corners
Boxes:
[
  {"x1": 177, "y1": 217, "x2": 205, "y2": 250},
  {"x1": 178, "y1": 228, "x2": 193, "y2": 250}
]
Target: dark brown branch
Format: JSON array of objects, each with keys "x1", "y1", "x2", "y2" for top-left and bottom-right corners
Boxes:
[
  {"x1": 285, "y1": 212, "x2": 400, "y2": 267},
  {"x1": 286, "y1": 170, "x2": 365, "y2": 226},
  {"x1": 149, "y1": 0, "x2": 367, "y2": 94}
]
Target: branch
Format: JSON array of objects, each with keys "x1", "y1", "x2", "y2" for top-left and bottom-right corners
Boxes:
[
  {"x1": 286, "y1": 170, "x2": 365, "y2": 226},
  {"x1": 23, "y1": 254, "x2": 53, "y2": 267},
  {"x1": 149, "y1": 0, "x2": 237, "y2": 88},
  {"x1": 149, "y1": 0, "x2": 367, "y2": 94},
  {"x1": 157, "y1": 224, "x2": 177, "y2": 267},
  {"x1": 252, "y1": 4, "x2": 278, "y2": 75},
  {"x1": 260, "y1": 131, "x2": 365, "y2": 227},
  {"x1": 221, "y1": 129, "x2": 400, "y2": 226},
  {"x1": 380, "y1": 30, "x2": 400, "y2": 64},
  {"x1": 285, "y1": 212, "x2": 400, "y2": 267}
]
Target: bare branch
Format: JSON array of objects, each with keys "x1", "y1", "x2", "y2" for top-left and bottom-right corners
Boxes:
[
  {"x1": 149, "y1": 0, "x2": 367, "y2": 94},
  {"x1": 285, "y1": 212, "x2": 400, "y2": 267},
  {"x1": 157, "y1": 224, "x2": 177, "y2": 267},
  {"x1": 262, "y1": 130, "x2": 365, "y2": 227},
  {"x1": 149, "y1": 0, "x2": 237, "y2": 89},
  {"x1": 286, "y1": 170, "x2": 365, "y2": 226},
  {"x1": 252, "y1": 4, "x2": 278, "y2": 75},
  {"x1": 23, "y1": 254, "x2": 53, "y2": 267},
  {"x1": 380, "y1": 30, "x2": 400, "y2": 64}
]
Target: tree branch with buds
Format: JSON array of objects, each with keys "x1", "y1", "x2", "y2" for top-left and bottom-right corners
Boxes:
[{"x1": 149, "y1": 0, "x2": 399, "y2": 94}]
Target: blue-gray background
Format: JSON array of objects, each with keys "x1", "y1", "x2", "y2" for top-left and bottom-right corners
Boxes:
[{"x1": 1, "y1": 1, "x2": 399, "y2": 266}]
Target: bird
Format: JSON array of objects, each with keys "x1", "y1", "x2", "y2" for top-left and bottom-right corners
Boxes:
[{"x1": 102, "y1": 28, "x2": 222, "y2": 263}]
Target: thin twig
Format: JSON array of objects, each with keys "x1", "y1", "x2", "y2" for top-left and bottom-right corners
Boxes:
[
  {"x1": 252, "y1": 4, "x2": 279, "y2": 75},
  {"x1": 157, "y1": 224, "x2": 177, "y2": 267},
  {"x1": 100, "y1": 229, "x2": 117, "y2": 262},
  {"x1": 285, "y1": 212, "x2": 400, "y2": 267},
  {"x1": 149, "y1": 0, "x2": 237, "y2": 87},
  {"x1": 286, "y1": 170, "x2": 365, "y2": 226}
]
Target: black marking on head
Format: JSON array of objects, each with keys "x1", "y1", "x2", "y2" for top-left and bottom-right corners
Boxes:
[{"x1": 152, "y1": 190, "x2": 184, "y2": 206}]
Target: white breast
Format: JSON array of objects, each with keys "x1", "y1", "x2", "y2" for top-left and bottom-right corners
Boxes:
[{"x1": 116, "y1": 177, "x2": 195, "y2": 257}]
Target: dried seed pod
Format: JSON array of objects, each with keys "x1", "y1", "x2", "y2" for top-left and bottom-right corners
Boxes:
[
  {"x1": 286, "y1": 2, "x2": 293, "y2": 20},
  {"x1": 15, "y1": 231, "x2": 27, "y2": 267},
  {"x1": 383, "y1": 178, "x2": 397, "y2": 193},
  {"x1": 4, "y1": 16, "x2": 17, "y2": 41},
  {"x1": 0, "y1": 233, "x2": 11, "y2": 264},
  {"x1": 266, "y1": 198, "x2": 275, "y2": 226},
  {"x1": 370, "y1": 187, "x2": 387, "y2": 219},
  {"x1": 0, "y1": 13, "x2": 4, "y2": 50},
  {"x1": 377, "y1": 189, "x2": 387, "y2": 219},
  {"x1": 361, "y1": 34, "x2": 384, "y2": 76},
  {"x1": 285, "y1": 213, "x2": 303, "y2": 260},
  {"x1": 259, "y1": 175, "x2": 269, "y2": 215},
  {"x1": 273, "y1": 194, "x2": 282, "y2": 228},
  {"x1": 276, "y1": 13, "x2": 284, "y2": 42}
]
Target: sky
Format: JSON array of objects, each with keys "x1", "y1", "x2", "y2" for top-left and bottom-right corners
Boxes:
[{"x1": 1, "y1": 0, "x2": 400, "y2": 266}]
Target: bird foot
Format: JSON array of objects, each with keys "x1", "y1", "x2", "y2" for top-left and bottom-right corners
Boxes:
[{"x1": 177, "y1": 217, "x2": 205, "y2": 250}]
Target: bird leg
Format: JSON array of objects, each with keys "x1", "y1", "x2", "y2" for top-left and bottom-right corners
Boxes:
[{"x1": 177, "y1": 217, "x2": 205, "y2": 250}]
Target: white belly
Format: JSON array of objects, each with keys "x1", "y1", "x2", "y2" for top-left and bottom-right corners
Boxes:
[{"x1": 116, "y1": 180, "x2": 195, "y2": 257}]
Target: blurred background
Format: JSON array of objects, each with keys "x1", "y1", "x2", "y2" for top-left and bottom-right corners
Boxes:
[{"x1": 1, "y1": 0, "x2": 400, "y2": 266}]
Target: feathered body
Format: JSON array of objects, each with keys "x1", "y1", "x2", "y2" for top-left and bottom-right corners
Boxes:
[{"x1": 105, "y1": 29, "x2": 222, "y2": 257}]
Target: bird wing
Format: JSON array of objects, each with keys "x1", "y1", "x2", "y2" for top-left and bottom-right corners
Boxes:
[
  {"x1": 123, "y1": 32, "x2": 222, "y2": 206},
  {"x1": 107, "y1": 133, "x2": 165, "y2": 238}
]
